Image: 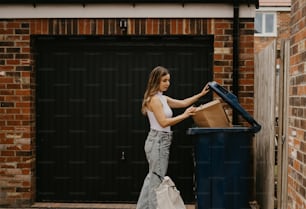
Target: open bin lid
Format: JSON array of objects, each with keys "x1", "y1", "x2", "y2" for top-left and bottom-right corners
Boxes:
[{"x1": 207, "y1": 81, "x2": 261, "y2": 133}]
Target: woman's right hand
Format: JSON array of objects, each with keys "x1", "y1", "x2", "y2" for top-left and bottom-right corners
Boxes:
[{"x1": 183, "y1": 106, "x2": 197, "y2": 117}]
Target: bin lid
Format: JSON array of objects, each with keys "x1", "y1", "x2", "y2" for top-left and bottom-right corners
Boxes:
[{"x1": 207, "y1": 81, "x2": 261, "y2": 133}]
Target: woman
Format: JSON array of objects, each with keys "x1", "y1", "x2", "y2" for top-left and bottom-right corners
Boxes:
[{"x1": 136, "y1": 66, "x2": 209, "y2": 209}]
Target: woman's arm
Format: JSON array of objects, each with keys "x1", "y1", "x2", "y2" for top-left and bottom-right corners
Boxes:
[
  {"x1": 149, "y1": 95, "x2": 196, "y2": 128},
  {"x1": 167, "y1": 83, "x2": 210, "y2": 108}
]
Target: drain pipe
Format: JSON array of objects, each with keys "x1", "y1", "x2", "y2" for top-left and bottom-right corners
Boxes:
[{"x1": 232, "y1": 0, "x2": 240, "y2": 125}]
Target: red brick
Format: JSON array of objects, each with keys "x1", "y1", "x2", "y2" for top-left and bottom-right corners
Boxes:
[
  {"x1": 0, "y1": 114, "x2": 14, "y2": 120},
  {"x1": 0, "y1": 66, "x2": 14, "y2": 71},
  {"x1": 7, "y1": 121, "x2": 21, "y2": 126},
  {"x1": 15, "y1": 102, "x2": 30, "y2": 108},
  {"x1": 6, "y1": 157, "x2": 21, "y2": 162},
  {"x1": 15, "y1": 90, "x2": 30, "y2": 96},
  {"x1": 1, "y1": 151, "x2": 15, "y2": 156},
  {"x1": 17, "y1": 163, "x2": 31, "y2": 169},
  {"x1": 22, "y1": 169, "x2": 30, "y2": 175},
  {"x1": 170, "y1": 19, "x2": 177, "y2": 34},
  {"x1": 0, "y1": 77, "x2": 14, "y2": 83},
  {"x1": 15, "y1": 115, "x2": 30, "y2": 121},
  {"x1": 0, "y1": 138, "x2": 14, "y2": 144}
]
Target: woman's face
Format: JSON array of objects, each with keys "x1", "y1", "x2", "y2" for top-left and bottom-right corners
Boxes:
[{"x1": 159, "y1": 74, "x2": 170, "y2": 92}]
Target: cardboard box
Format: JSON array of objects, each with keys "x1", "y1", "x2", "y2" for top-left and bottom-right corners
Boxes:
[{"x1": 192, "y1": 99, "x2": 231, "y2": 127}]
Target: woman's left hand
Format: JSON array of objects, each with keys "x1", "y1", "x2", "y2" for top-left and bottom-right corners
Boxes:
[{"x1": 200, "y1": 83, "x2": 210, "y2": 96}]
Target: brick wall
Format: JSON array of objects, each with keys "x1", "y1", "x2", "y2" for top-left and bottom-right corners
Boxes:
[
  {"x1": 0, "y1": 18, "x2": 255, "y2": 207},
  {"x1": 287, "y1": 0, "x2": 306, "y2": 208}
]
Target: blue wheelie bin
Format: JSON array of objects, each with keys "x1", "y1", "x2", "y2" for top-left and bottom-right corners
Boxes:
[{"x1": 188, "y1": 81, "x2": 261, "y2": 209}]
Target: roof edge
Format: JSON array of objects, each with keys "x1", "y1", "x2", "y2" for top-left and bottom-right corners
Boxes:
[{"x1": 0, "y1": 0, "x2": 259, "y2": 8}]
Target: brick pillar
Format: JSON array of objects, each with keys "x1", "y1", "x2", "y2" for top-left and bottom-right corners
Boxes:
[
  {"x1": 0, "y1": 20, "x2": 33, "y2": 207},
  {"x1": 287, "y1": 0, "x2": 306, "y2": 208}
]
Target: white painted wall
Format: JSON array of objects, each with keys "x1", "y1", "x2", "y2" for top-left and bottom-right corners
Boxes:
[{"x1": 0, "y1": 3, "x2": 256, "y2": 18}]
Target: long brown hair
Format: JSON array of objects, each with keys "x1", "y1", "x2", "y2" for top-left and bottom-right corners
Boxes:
[{"x1": 141, "y1": 66, "x2": 169, "y2": 115}]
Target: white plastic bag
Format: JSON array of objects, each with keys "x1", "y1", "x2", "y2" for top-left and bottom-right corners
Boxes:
[{"x1": 155, "y1": 176, "x2": 186, "y2": 209}]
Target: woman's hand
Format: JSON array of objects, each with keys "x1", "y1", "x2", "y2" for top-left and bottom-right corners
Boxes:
[
  {"x1": 200, "y1": 83, "x2": 210, "y2": 96},
  {"x1": 183, "y1": 106, "x2": 197, "y2": 117}
]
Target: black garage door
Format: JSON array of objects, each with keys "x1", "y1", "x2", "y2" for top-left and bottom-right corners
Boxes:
[{"x1": 35, "y1": 35, "x2": 213, "y2": 203}]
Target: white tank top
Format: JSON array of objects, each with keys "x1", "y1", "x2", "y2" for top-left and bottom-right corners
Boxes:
[{"x1": 147, "y1": 92, "x2": 173, "y2": 132}]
